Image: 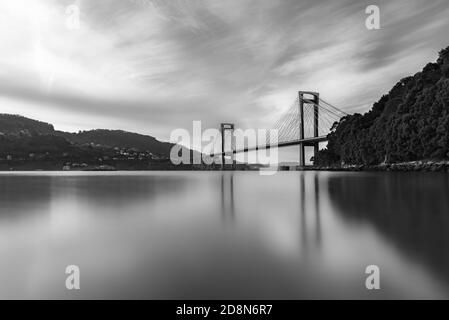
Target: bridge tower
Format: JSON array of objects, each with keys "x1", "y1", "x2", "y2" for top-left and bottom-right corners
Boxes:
[
  {"x1": 220, "y1": 123, "x2": 235, "y2": 169},
  {"x1": 298, "y1": 91, "x2": 320, "y2": 167}
]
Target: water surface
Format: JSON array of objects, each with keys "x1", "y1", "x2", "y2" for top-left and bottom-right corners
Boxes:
[{"x1": 0, "y1": 171, "x2": 448, "y2": 299}]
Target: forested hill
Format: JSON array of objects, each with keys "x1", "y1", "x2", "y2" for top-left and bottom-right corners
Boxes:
[
  {"x1": 0, "y1": 114, "x2": 174, "y2": 157},
  {"x1": 316, "y1": 46, "x2": 449, "y2": 166},
  {"x1": 0, "y1": 114, "x2": 55, "y2": 135},
  {"x1": 56, "y1": 130, "x2": 173, "y2": 155}
]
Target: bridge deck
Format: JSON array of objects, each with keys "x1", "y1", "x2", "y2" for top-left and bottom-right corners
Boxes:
[{"x1": 211, "y1": 136, "x2": 328, "y2": 157}]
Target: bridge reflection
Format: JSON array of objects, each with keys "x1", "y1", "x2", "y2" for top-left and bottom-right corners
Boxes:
[
  {"x1": 219, "y1": 172, "x2": 322, "y2": 249},
  {"x1": 300, "y1": 173, "x2": 322, "y2": 251},
  {"x1": 220, "y1": 173, "x2": 235, "y2": 223}
]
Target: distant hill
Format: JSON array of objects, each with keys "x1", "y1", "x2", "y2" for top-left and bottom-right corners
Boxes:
[
  {"x1": 56, "y1": 129, "x2": 173, "y2": 156},
  {"x1": 0, "y1": 114, "x2": 55, "y2": 136},
  {"x1": 0, "y1": 134, "x2": 75, "y2": 156},
  {"x1": 316, "y1": 45, "x2": 449, "y2": 166},
  {"x1": 0, "y1": 114, "x2": 175, "y2": 156}
]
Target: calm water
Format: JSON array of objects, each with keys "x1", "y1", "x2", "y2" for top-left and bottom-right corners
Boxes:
[{"x1": 1, "y1": 171, "x2": 449, "y2": 299}]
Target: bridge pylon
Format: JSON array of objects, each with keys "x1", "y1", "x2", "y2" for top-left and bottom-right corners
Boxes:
[
  {"x1": 298, "y1": 91, "x2": 320, "y2": 167},
  {"x1": 220, "y1": 123, "x2": 235, "y2": 170}
]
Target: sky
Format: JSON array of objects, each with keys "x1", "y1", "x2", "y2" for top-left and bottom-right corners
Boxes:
[{"x1": 0, "y1": 0, "x2": 449, "y2": 142}]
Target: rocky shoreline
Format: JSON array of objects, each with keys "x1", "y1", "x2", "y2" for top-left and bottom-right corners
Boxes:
[{"x1": 310, "y1": 160, "x2": 449, "y2": 172}]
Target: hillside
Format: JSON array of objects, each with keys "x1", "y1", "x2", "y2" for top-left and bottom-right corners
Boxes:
[
  {"x1": 56, "y1": 130, "x2": 173, "y2": 156},
  {"x1": 0, "y1": 114, "x2": 174, "y2": 157},
  {"x1": 0, "y1": 134, "x2": 75, "y2": 156},
  {"x1": 0, "y1": 114, "x2": 55, "y2": 136},
  {"x1": 316, "y1": 46, "x2": 449, "y2": 166}
]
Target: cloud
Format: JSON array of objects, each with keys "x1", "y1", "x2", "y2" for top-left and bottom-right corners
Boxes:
[{"x1": 0, "y1": 0, "x2": 448, "y2": 142}]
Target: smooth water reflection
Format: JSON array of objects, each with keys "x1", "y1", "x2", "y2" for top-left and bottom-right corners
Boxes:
[{"x1": 0, "y1": 171, "x2": 448, "y2": 299}]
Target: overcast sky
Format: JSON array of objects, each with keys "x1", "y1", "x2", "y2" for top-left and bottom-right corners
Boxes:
[{"x1": 1, "y1": 0, "x2": 448, "y2": 141}]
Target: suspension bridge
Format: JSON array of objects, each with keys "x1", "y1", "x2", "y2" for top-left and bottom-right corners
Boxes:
[{"x1": 215, "y1": 91, "x2": 348, "y2": 167}]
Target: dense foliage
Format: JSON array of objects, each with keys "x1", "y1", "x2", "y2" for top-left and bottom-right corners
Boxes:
[
  {"x1": 315, "y1": 46, "x2": 449, "y2": 166},
  {"x1": 0, "y1": 115, "x2": 173, "y2": 157},
  {"x1": 0, "y1": 134, "x2": 75, "y2": 157},
  {"x1": 0, "y1": 114, "x2": 54, "y2": 135},
  {"x1": 57, "y1": 129, "x2": 173, "y2": 155}
]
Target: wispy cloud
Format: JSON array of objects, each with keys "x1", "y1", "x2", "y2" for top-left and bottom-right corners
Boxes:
[{"x1": 0, "y1": 0, "x2": 448, "y2": 140}]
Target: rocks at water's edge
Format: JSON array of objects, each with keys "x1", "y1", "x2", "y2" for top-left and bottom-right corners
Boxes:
[{"x1": 311, "y1": 160, "x2": 449, "y2": 172}]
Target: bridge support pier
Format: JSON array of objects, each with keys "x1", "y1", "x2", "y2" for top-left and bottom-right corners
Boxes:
[
  {"x1": 298, "y1": 91, "x2": 320, "y2": 167},
  {"x1": 220, "y1": 123, "x2": 235, "y2": 170}
]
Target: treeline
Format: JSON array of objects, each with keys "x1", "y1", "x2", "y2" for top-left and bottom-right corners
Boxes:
[
  {"x1": 0, "y1": 114, "x2": 55, "y2": 135},
  {"x1": 0, "y1": 114, "x2": 174, "y2": 158},
  {"x1": 0, "y1": 134, "x2": 73, "y2": 157},
  {"x1": 315, "y1": 46, "x2": 449, "y2": 166},
  {"x1": 56, "y1": 129, "x2": 173, "y2": 156}
]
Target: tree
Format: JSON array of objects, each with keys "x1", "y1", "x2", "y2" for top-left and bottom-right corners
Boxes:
[{"x1": 315, "y1": 46, "x2": 449, "y2": 166}]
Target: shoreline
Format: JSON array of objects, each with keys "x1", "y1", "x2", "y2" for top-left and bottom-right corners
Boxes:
[
  {"x1": 1, "y1": 160, "x2": 449, "y2": 172},
  {"x1": 306, "y1": 160, "x2": 449, "y2": 172}
]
